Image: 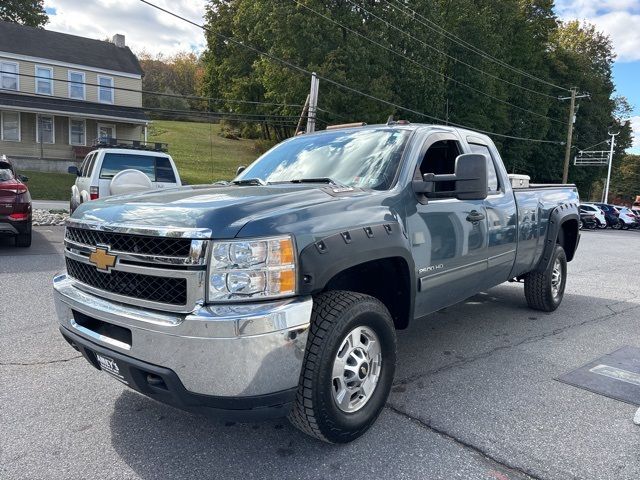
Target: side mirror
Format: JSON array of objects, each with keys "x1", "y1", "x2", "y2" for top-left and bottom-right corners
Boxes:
[
  {"x1": 236, "y1": 165, "x2": 246, "y2": 176},
  {"x1": 68, "y1": 166, "x2": 80, "y2": 176},
  {"x1": 413, "y1": 153, "x2": 488, "y2": 201},
  {"x1": 18, "y1": 174, "x2": 28, "y2": 182}
]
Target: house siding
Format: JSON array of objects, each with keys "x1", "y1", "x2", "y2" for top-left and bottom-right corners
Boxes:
[{"x1": 0, "y1": 55, "x2": 142, "y2": 107}]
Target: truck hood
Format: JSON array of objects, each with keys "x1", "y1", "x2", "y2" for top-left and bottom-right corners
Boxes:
[{"x1": 71, "y1": 184, "x2": 352, "y2": 238}]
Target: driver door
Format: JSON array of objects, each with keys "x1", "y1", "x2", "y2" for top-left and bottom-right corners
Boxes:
[{"x1": 407, "y1": 133, "x2": 489, "y2": 318}]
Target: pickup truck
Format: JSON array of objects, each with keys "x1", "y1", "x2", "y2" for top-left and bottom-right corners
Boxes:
[{"x1": 53, "y1": 123, "x2": 580, "y2": 443}]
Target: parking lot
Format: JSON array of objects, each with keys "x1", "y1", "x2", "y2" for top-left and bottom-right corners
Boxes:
[{"x1": 1, "y1": 226, "x2": 640, "y2": 480}]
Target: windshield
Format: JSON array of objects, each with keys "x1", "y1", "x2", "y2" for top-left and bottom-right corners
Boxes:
[{"x1": 237, "y1": 128, "x2": 411, "y2": 190}]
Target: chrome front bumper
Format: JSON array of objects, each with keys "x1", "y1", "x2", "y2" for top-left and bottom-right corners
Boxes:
[{"x1": 53, "y1": 273, "x2": 312, "y2": 397}]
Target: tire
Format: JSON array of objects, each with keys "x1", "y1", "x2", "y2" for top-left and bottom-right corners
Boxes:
[
  {"x1": 288, "y1": 290, "x2": 397, "y2": 443},
  {"x1": 523, "y1": 245, "x2": 567, "y2": 312},
  {"x1": 15, "y1": 231, "x2": 32, "y2": 248},
  {"x1": 597, "y1": 220, "x2": 607, "y2": 229},
  {"x1": 579, "y1": 220, "x2": 583, "y2": 230},
  {"x1": 612, "y1": 220, "x2": 622, "y2": 230},
  {"x1": 621, "y1": 222, "x2": 629, "y2": 230}
]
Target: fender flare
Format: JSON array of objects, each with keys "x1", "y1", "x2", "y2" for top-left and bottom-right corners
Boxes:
[
  {"x1": 535, "y1": 202, "x2": 580, "y2": 272},
  {"x1": 298, "y1": 222, "x2": 416, "y2": 320}
]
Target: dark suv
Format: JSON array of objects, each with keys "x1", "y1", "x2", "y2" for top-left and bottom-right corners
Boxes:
[{"x1": 0, "y1": 156, "x2": 32, "y2": 247}]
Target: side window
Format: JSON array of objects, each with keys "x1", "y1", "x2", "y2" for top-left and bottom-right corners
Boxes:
[
  {"x1": 81, "y1": 153, "x2": 93, "y2": 177},
  {"x1": 469, "y1": 143, "x2": 499, "y2": 192},
  {"x1": 419, "y1": 139, "x2": 461, "y2": 193},
  {"x1": 156, "y1": 157, "x2": 176, "y2": 183},
  {"x1": 86, "y1": 154, "x2": 98, "y2": 178}
]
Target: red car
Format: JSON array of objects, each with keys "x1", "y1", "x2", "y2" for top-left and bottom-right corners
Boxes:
[{"x1": 0, "y1": 155, "x2": 32, "y2": 247}]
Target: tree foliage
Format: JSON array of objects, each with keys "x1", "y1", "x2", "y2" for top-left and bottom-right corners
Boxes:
[
  {"x1": 138, "y1": 51, "x2": 205, "y2": 111},
  {"x1": 200, "y1": 0, "x2": 632, "y2": 191},
  {"x1": 1, "y1": 0, "x2": 48, "y2": 27}
]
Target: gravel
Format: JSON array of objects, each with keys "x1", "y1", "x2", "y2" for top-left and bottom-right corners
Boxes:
[{"x1": 32, "y1": 208, "x2": 69, "y2": 226}]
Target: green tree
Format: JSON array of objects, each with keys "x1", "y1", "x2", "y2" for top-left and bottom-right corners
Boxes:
[{"x1": 1, "y1": 0, "x2": 48, "y2": 27}]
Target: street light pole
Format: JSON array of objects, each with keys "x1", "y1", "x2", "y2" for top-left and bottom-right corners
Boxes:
[{"x1": 603, "y1": 131, "x2": 618, "y2": 203}]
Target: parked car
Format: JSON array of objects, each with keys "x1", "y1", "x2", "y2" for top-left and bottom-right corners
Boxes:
[
  {"x1": 579, "y1": 209, "x2": 597, "y2": 230},
  {"x1": 580, "y1": 203, "x2": 606, "y2": 228},
  {"x1": 68, "y1": 140, "x2": 181, "y2": 213},
  {"x1": 54, "y1": 123, "x2": 580, "y2": 443},
  {"x1": 593, "y1": 203, "x2": 622, "y2": 229},
  {"x1": 613, "y1": 206, "x2": 638, "y2": 229},
  {"x1": 0, "y1": 155, "x2": 32, "y2": 247}
]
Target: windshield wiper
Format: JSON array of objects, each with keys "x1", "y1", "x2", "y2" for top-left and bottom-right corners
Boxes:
[
  {"x1": 290, "y1": 177, "x2": 350, "y2": 188},
  {"x1": 232, "y1": 178, "x2": 267, "y2": 186}
]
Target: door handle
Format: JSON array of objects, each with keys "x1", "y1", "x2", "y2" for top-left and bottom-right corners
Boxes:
[{"x1": 466, "y1": 210, "x2": 485, "y2": 222}]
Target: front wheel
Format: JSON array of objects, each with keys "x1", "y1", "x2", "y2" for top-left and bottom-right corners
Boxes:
[
  {"x1": 621, "y1": 222, "x2": 629, "y2": 230},
  {"x1": 612, "y1": 220, "x2": 622, "y2": 230},
  {"x1": 597, "y1": 220, "x2": 607, "y2": 229},
  {"x1": 288, "y1": 291, "x2": 397, "y2": 443},
  {"x1": 523, "y1": 245, "x2": 567, "y2": 312}
]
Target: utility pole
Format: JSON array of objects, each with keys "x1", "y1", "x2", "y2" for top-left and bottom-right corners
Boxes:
[
  {"x1": 306, "y1": 72, "x2": 319, "y2": 134},
  {"x1": 559, "y1": 88, "x2": 590, "y2": 183}
]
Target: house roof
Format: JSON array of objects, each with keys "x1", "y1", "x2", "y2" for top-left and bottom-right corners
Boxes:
[
  {"x1": 0, "y1": 21, "x2": 143, "y2": 76},
  {"x1": 0, "y1": 91, "x2": 148, "y2": 124}
]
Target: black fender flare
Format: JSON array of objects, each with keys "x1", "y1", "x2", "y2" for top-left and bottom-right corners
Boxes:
[
  {"x1": 535, "y1": 202, "x2": 580, "y2": 273},
  {"x1": 298, "y1": 222, "x2": 415, "y2": 312}
]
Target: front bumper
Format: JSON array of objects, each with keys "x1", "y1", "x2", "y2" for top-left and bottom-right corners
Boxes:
[{"x1": 54, "y1": 273, "x2": 312, "y2": 418}]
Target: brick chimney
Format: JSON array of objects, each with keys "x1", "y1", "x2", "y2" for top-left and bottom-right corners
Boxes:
[{"x1": 112, "y1": 34, "x2": 126, "y2": 48}]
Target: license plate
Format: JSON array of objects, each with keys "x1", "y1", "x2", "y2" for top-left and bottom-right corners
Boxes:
[{"x1": 95, "y1": 352, "x2": 128, "y2": 385}]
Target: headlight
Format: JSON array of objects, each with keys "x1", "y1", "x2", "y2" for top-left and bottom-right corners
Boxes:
[{"x1": 207, "y1": 235, "x2": 296, "y2": 302}]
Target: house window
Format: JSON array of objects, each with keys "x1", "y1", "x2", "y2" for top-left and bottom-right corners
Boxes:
[
  {"x1": 35, "y1": 66, "x2": 54, "y2": 95},
  {"x1": 1, "y1": 111, "x2": 21, "y2": 141},
  {"x1": 68, "y1": 71, "x2": 85, "y2": 100},
  {"x1": 0, "y1": 62, "x2": 19, "y2": 91},
  {"x1": 98, "y1": 75, "x2": 114, "y2": 103},
  {"x1": 97, "y1": 123, "x2": 116, "y2": 141},
  {"x1": 69, "y1": 118, "x2": 86, "y2": 145},
  {"x1": 37, "y1": 115, "x2": 55, "y2": 144}
]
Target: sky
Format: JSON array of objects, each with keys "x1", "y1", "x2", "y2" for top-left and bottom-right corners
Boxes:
[{"x1": 42, "y1": 0, "x2": 639, "y2": 152}]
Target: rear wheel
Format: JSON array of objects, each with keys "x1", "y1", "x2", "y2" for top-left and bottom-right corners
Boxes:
[
  {"x1": 523, "y1": 245, "x2": 567, "y2": 312},
  {"x1": 597, "y1": 220, "x2": 607, "y2": 229},
  {"x1": 612, "y1": 220, "x2": 622, "y2": 230},
  {"x1": 288, "y1": 291, "x2": 396, "y2": 443},
  {"x1": 15, "y1": 231, "x2": 32, "y2": 247}
]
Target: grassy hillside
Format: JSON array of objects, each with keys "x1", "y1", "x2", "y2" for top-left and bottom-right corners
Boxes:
[
  {"x1": 148, "y1": 120, "x2": 259, "y2": 185},
  {"x1": 21, "y1": 170, "x2": 75, "y2": 202},
  {"x1": 24, "y1": 120, "x2": 261, "y2": 200}
]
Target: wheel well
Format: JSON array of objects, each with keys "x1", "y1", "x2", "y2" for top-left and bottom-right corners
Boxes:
[
  {"x1": 323, "y1": 257, "x2": 411, "y2": 329},
  {"x1": 558, "y1": 219, "x2": 579, "y2": 261}
]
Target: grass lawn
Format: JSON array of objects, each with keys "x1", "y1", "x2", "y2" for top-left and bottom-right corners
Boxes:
[
  {"x1": 21, "y1": 170, "x2": 75, "y2": 201},
  {"x1": 23, "y1": 120, "x2": 262, "y2": 200},
  {"x1": 148, "y1": 120, "x2": 260, "y2": 185}
]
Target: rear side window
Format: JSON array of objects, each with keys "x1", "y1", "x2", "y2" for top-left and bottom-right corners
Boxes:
[
  {"x1": 156, "y1": 157, "x2": 176, "y2": 183},
  {"x1": 468, "y1": 143, "x2": 499, "y2": 192}
]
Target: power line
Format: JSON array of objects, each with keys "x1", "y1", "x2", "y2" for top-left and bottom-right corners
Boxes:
[
  {"x1": 0, "y1": 69, "x2": 306, "y2": 109},
  {"x1": 293, "y1": 0, "x2": 566, "y2": 126},
  {"x1": 383, "y1": 0, "x2": 571, "y2": 93},
  {"x1": 138, "y1": 0, "x2": 563, "y2": 145},
  {"x1": 344, "y1": 0, "x2": 557, "y2": 101}
]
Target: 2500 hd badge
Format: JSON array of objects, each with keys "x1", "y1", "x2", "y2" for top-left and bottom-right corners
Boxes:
[{"x1": 54, "y1": 123, "x2": 580, "y2": 443}]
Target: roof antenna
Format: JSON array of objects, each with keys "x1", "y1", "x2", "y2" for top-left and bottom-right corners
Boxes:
[{"x1": 386, "y1": 115, "x2": 395, "y2": 125}]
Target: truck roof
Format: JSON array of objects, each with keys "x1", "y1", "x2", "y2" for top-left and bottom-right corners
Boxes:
[{"x1": 312, "y1": 123, "x2": 494, "y2": 143}]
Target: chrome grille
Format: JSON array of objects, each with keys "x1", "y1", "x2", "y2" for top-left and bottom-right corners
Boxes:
[
  {"x1": 66, "y1": 257, "x2": 188, "y2": 306},
  {"x1": 65, "y1": 227, "x2": 191, "y2": 257}
]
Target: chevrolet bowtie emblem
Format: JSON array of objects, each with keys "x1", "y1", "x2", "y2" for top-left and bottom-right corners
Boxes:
[{"x1": 89, "y1": 247, "x2": 117, "y2": 272}]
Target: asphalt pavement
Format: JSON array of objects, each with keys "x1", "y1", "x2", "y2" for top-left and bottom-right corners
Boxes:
[{"x1": 1, "y1": 227, "x2": 640, "y2": 480}]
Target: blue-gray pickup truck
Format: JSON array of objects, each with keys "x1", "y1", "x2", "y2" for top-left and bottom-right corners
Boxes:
[{"x1": 54, "y1": 123, "x2": 580, "y2": 443}]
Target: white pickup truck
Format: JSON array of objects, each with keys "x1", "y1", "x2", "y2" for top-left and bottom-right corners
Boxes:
[{"x1": 68, "y1": 142, "x2": 181, "y2": 212}]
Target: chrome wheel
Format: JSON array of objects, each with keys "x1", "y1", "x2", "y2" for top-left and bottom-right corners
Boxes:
[
  {"x1": 331, "y1": 326, "x2": 382, "y2": 413},
  {"x1": 551, "y1": 257, "x2": 563, "y2": 299}
]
